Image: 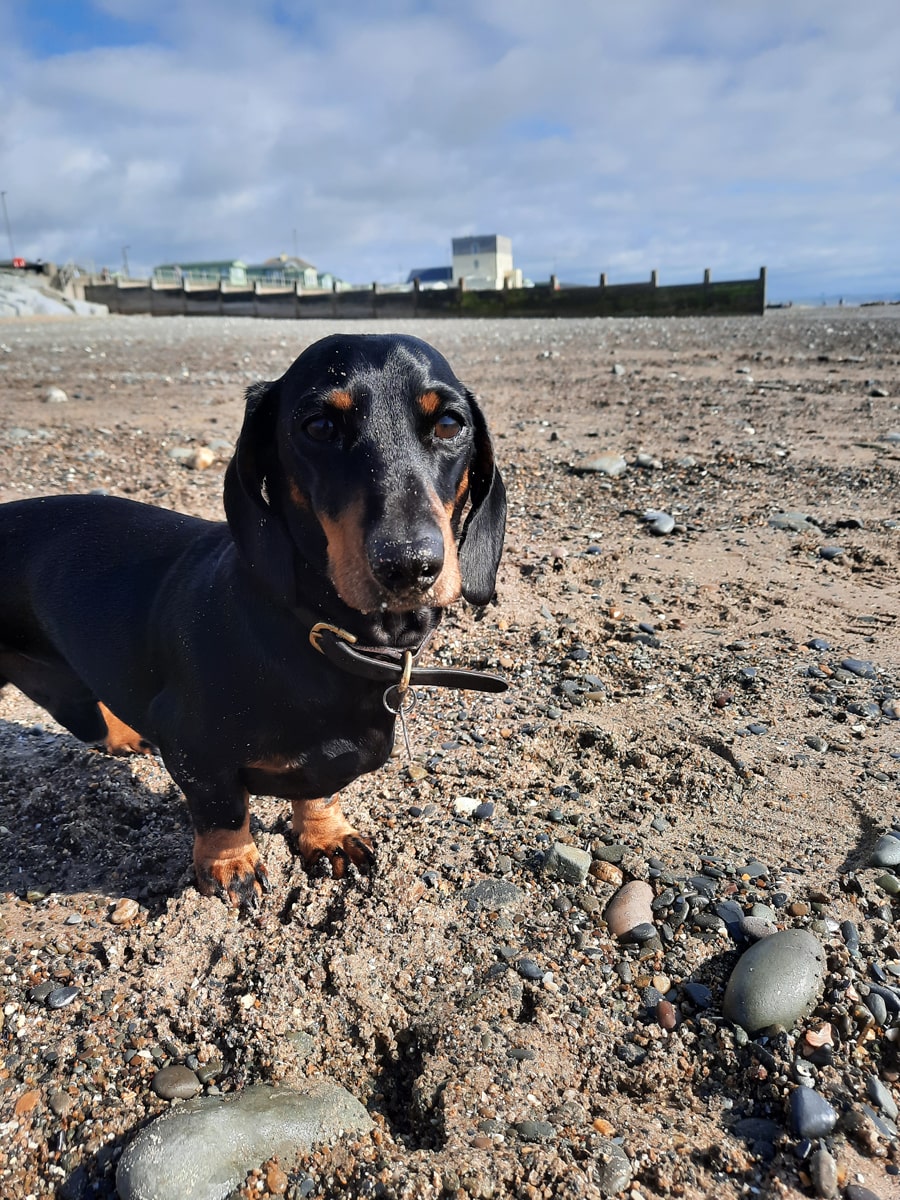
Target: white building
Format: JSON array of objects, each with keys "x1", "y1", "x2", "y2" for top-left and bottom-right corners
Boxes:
[{"x1": 451, "y1": 235, "x2": 521, "y2": 290}]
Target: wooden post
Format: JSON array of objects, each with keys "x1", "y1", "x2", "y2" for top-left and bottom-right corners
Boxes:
[
  {"x1": 703, "y1": 268, "x2": 711, "y2": 284},
  {"x1": 650, "y1": 270, "x2": 658, "y2": 287}
]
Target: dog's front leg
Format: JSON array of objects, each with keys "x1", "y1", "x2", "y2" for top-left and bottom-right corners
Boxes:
[
  {"x1": 174, "y1": 773, "x2": 271, "y2": 908},
  {"x1": 192, "y1": 802, "x2": 272, "y2": 909},
  {"x1": 292, "y1": 796, "x2": 375, "y2": 878}
]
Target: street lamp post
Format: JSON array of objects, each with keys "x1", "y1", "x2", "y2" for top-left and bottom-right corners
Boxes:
[{"x1": 1, "y1": 192, "x2": 15, "y2": 260}]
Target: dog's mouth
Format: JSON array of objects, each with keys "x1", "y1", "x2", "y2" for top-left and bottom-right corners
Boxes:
[{"x1": 342, "y1": 574, "x2": 461, "y2": 615}]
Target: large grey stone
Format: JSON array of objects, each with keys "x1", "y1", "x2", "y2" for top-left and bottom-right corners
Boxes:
[
  {"x1": 723, "y1": 928, "x2": 825, "y2": 1034},
  {"x1": 116, "y1": 1082, "x2": 372, "y2": 1200}
]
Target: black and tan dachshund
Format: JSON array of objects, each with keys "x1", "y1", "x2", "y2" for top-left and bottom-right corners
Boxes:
[{"x1": 0, "y1": 333, "x2": 506, "y2": 907}]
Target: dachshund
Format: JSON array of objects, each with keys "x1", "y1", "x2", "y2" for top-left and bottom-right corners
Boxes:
[{"x1": 0, "y1": 333, "x2": 507, "y2": 907}]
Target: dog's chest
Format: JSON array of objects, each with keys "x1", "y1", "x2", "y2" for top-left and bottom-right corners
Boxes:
[{"x1": 240, "y1": 682, "x2": 395, "y2": 798}]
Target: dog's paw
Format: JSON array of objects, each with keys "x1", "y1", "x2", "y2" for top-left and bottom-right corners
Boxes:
[
  {"x1": 300, "y1": 830, "x2": 376, "y2": 879},
  {"x1": 291, "y1": 797, "x2": 375, "y2": 879},
  {"x1": 98, "y1": 703, "x2": 157, "y2": 756},
  {"x1": 193, "y1": 836, "x2": 272, "y2": 909}
]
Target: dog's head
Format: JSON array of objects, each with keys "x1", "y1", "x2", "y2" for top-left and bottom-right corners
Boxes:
[{"x1": 224, "y1": 333, "x2": 506, "y2": 616}]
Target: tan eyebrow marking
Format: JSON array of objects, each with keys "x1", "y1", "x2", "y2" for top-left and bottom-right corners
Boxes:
[
  {"x1": 418, "y1": 391, "x2": 442, "y2": 416},
  {"x1": 328, "y1": 389, "x2": 354, "y2": 410}
]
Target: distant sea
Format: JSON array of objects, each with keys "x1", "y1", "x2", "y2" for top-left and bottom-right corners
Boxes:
[{"x1": 768, "y1": 291, "x2": 900, "y2": 308}]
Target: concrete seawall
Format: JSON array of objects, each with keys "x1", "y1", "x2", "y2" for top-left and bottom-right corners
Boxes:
[{"x1": 81, "y1": 268, "x2": 767, "y2": 320}]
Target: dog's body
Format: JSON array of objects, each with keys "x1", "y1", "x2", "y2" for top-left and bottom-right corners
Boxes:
[{"x1": 0, "y1": 334, "x2": 506, "y2": 906}]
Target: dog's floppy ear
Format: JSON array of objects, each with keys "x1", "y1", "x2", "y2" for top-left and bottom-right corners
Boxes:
[
  {"x1": 458, "y1": 392, "x2": 507, "y2": 606},
  {"x1": 223, "y1": 379, "x2": 296, "y2": 605}
]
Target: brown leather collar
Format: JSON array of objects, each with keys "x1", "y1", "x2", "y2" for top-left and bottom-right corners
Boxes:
[{"x1": 307, "y1": 620, "x2": 508, "y2": 694}]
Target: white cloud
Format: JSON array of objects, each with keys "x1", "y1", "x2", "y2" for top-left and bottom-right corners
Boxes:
[{"x1": 0, "y1": 0, "x2": 897, "y2": 299}]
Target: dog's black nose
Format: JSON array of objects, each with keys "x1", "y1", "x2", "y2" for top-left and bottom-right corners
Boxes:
[{"x1": 369, "y1": 531, "x2": 445, "y2": 593}]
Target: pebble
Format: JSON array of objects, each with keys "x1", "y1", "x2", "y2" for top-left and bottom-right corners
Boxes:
[
  {"x1": 768, "y1": 511, "x2": 817, "y2": 532},
  {"x1": 723, "y1": 928, "x2": 826, "y2": 1033},
  {"x1": 864, "y1": 992, "x2": 888, "y2": 1026},
  {"x1": 582, "y1": 453, "x2": 627, "y2": 477},
  {"x1": 543, "y1": 841, "x2": 591, "y2": 885},
  {"x1": 47, "y1": 986, "x2": 81, "y2": 1010},
  {"x1": 866, "y1": 1074, "x2": 899, "y2": 1120},
  {"x1": 809, "y1": 1145, "x2": 838, "y2": 1199},
  {"x1": 818, "y1": 545, "x2": 844, "y2": 561},
  {"x1": 591, "y1": 1136, "x2": 633, "y2": 1195},
  {"x1": 841, "y1": 657, "x2": 876, "y2": 679},
  {"x1": 646, "y1": 511, "x2": 676, "y2": 536},
  {"x1": 43, "y1": 385, "x2": 69, "y2": 403},
  {"x1": 683, "y1": 982, "x2": 713, "y2": 1009},
  {"x1": 789, "y1": 1086, "x2": 838, "y2": 1138},
  {"x1": 870, "y1": 833, "x2": 900, "y2": 868},
  {"x1": 738, "y1": 913, "x2": 777, "y2": 941},
  {"x1": 845, "y1": 1187, "x2": 883, "y2": 1200},
  {"x1": 473, "y1": 801, "x2": 494, "y2": 820},
  {"x1": 656, "y1": 999, "x2": 677, "y2": 1030},
  {"x1": 516, "y1": 958, "x2": 544, "y2": 981},
  {"x1": 152, "y1": 1065, "x2": 203, "y2": 1101},
  {"x1": 116, "y1": 1082, "x2": 373, "y2": 1200},
  {"x1": 513, "y1": 1119, "x2": 555, "y2": 1141},
  {"x1": 49, "y1": 1090, "x2": 75, "y2": 1117},
  {"x1": 189, "y1": 446, "x2": 216, "y2": 470},
  {"x1": 604, "y1": 880, "x2": 655, "y2": 940},
  {"x1": 461, "y1": 879, "x2": 524, "y2": 910},
  {"x1": 453, "y1": 796, "x2": 481, "y2": 816},
  {"x1": 111, "y1": 897, "x2": 141, "y2": 924}
]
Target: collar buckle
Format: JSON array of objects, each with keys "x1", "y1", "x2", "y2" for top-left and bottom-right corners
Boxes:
[{"x1": 309, "y1": 621, "x2": 358, "y2": 654}]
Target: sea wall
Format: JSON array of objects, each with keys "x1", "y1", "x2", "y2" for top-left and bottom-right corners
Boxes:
[{"x1": 81, "y1": 268, "x2": 767, "y2": 320}]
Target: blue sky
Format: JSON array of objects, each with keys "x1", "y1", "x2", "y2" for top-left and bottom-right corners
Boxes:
[{"x1": 1, "y1": 0, "x2": 898, "y2": 303}]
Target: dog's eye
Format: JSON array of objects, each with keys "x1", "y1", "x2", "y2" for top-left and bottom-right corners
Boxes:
[
  {"x1": 302, "y1": 415, "x2": 338, "y2": 443},
  {"x1": 433, "y1": 413, "x2": 463, "y2": 440}
]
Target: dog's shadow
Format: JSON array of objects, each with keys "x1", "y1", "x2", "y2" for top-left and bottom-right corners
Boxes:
[{"x1": 0, "y1": 715, "x2": 192, "y2": 903}]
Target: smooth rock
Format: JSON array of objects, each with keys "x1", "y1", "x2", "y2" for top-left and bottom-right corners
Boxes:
[
  {"x1": 47, "y1": 986, "x2": 81, "y2": 1010},
  {"x1": 871, "y1": 833, "x2": 900, "y2": 868},
  {"x1": 866, "y1": 1074, "x2": 899, "y2": 1120},
  {"x1": 116, "y1": 1082, "x2": 372, "y2": 1200},
  {"x1": 841, "y1": 657, "x2": 876, "y2": 679},
  {"x1": 768, "y1": 511, "x2": 817, "y2": 532},
  {"x1": 649, "y1": 512, "x2": 675, "y2": 536},
  {"x1": 516, "y1": 958, "x2": 544, "y2": 981},
  {"x1": 43, "y1": 386, "x2": 69, "y2": 403},
  {"x1": 543, "y1": 841, "x2": 591, "y2": 885},
  {"x1": 151, "y1": 1065, "x2": 202, "y2": 1101},
  {"x1": 583, "y1": 453, "x2": 628, "y2": 478},
  {"x1": 723, "y1": 928, "x2": 825, "y2": 1033},
  {"x1": 864, "y1": 991, "x2": 888, "y2": 1026},
  {"x1": 738, "y1": 913, "x2": 777, "y2": 941},
  {"x1": 809, "y1": 1145, "x2": 838, "y2": 1199},
  {"x1": 604, "y1": 880, "x2": 655, "y2": 940},
  {"x1": 514, "y1": 1119, "x2": 555, "y2": 1141},
  {"x1": 790, "y1": 1086, "x2": 837, "y2": 1138},
  {"x1": 591, "y1": 1135, "x2": 633, "y2": 1195},
  {"x1": 845, "y1": 1187, "x2": 882, "y2": 1200}
]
